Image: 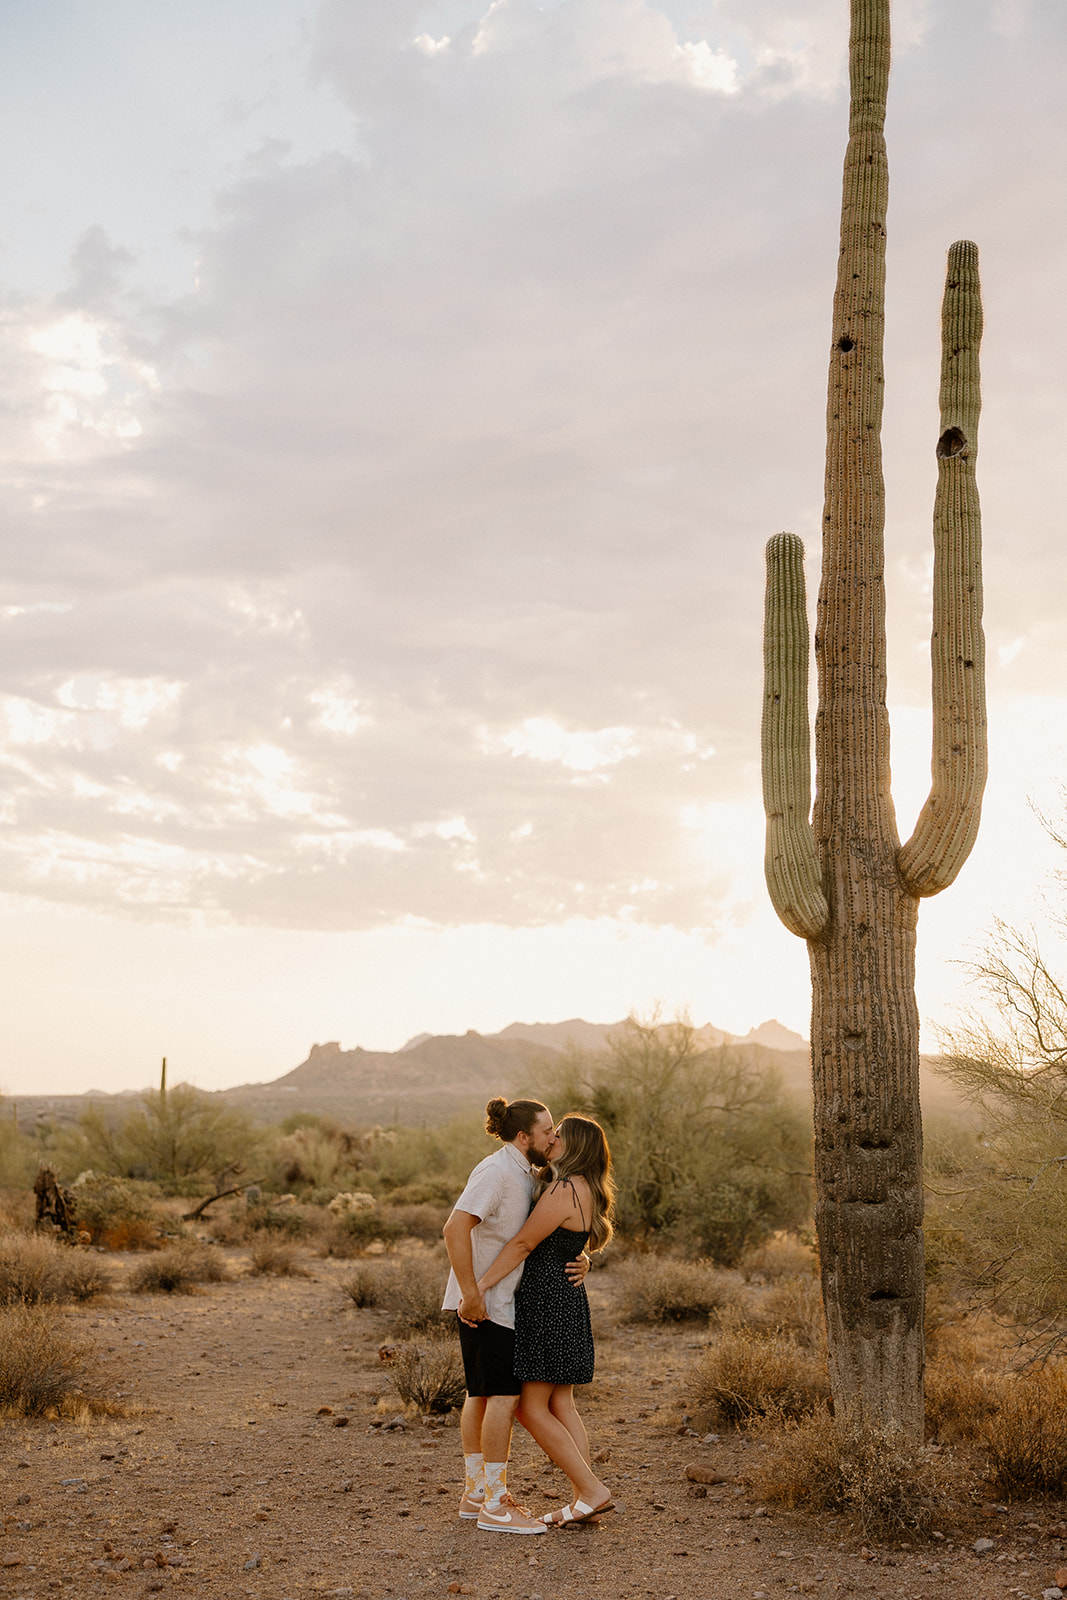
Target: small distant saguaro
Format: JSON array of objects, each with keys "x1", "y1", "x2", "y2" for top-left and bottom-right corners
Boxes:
[{"x1": 760, "y1": 0, "x2": 986, "y2": 1443}]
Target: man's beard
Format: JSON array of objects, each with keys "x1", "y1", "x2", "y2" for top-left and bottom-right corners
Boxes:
[{"x1": 527, "y1": 1145, "x2": 554, "y2": 1170}]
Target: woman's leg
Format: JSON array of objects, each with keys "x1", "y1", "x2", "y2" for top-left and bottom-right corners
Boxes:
[
  {"x1": 548, "y1": 1385, "x2": 591, "y2": 1465},
  {"x1": 517, "y1": 1382, "x2": 610, "y2": 1512}
]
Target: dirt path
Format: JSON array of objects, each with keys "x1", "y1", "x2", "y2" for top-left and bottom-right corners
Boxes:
[{"x1": 0, "y1": 1253, "x2": 1060, "y2": 1599}]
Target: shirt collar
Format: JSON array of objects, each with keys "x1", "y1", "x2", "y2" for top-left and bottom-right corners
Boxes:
[{"x1": 503, "y1": 1141, "x2": 533, "y2": 1176}]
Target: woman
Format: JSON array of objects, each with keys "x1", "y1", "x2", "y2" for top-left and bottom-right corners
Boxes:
[{"x1": 476, "y1": 1113, "x2": 615, "y2": 1526}]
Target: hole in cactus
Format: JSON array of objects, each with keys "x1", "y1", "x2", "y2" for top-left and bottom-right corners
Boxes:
[
  {"x1": 936, "y1": 426, "x2": 967, "y2": 458},
  {"x1": 836, "y1": 335, "x2": 855, "y2": 352},
  {"x1": 868, "y1": 1291, "x2": 900, "y2": 1302},
  {"x1": 860, "y1": 1139, "x2": 891, "y2": 1151},
  {"x1": 842, "y1": 1032, "x2": 864, "y2": 1051}
]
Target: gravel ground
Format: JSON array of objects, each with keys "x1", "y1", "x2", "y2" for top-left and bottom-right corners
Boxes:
[{"x1": 1, "y1": 1251, "x2": 1065, "y2": 1600}]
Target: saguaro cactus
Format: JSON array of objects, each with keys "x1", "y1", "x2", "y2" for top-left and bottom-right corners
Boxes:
[{"x1": 760, "y1": 0, "x2": 985, "y2": 1442}]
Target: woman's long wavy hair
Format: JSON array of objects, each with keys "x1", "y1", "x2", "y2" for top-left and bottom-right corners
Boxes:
[{"x1": 541, "y1": 1114, "x2": 615, "y2": 1252}]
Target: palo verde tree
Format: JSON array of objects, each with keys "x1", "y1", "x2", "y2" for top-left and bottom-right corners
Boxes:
[{"x1": 760, "y1": 0, "x2": 986, "y2": 1441}]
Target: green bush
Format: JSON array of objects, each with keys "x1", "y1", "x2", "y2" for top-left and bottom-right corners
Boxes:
[
  {"x1": 68, "y1": 1174, "x2": 164, "y2": 1250},
  {"x1": 49, "y1": 1087, "x2": 264, "y2": 1192},
  {"x1": 535, "y1": 1016, "x2": 812, "y2": 1262}
]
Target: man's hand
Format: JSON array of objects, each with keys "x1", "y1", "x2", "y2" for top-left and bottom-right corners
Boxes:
[
  {"x1": 458, "y1": 1289, "x2": 487, "y2": 1327},
  {"x1": 565, "y1": 1251, "x2": 591, "y2": 1285}
]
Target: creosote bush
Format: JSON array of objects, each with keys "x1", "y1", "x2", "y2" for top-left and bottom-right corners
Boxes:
[
  {"x1": 618, "y1": 1255, "x2": 734, "y2": 1324},
  {"x1": 389, "y1": 1334, "x2": 466, "y2": 1414},
  {"x1": 982, "y1": 1367, "x2": 1067, "y2": 1497},
  {"x1": 690, "y1": 1326, "x2": 828, "y2": 1425},
  {"x1": 746, "y1": 1408, "x2": 952, "y2": 1537},
  {"x1": 0, "y1": 1304, "x2": 114, "y2": 1418},
  {"x1": 128, "y1": 1243, "x2": 228, "y2": 1295},
  {"x1": 68, "y1": 1174, "x2": 164, "y2": 1251}
]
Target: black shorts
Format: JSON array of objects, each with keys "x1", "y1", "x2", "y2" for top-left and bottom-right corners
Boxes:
[{"x1": 458, "y1": 1319, "x2": 520, "y2": 1398}]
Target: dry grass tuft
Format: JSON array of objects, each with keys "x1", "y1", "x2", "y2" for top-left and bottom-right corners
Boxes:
[
  {"x1": 924, "y1": 1354, "x2": 997, "y2": 1443},
  {"x1": 739, "y1": 1231, "x2": 816, "y2": 1284},
  {"x1": 128, "y1": 1243, "x2": 229, "y2": 1295},
  {"x1": 618, "y1": 1255, "x2": 734, "y2": 1324},
  {"x1": 690, "y1": 1326, "x2": 829, "y2": 1424},
  {"x1": 389, "y1": 1334, "x2": 466, "y2": 1414},
  {"x1": 0, "y1": 1304, "x2": 117, "y2": 1418},
  {"x1": 0, "y1": 1232, "x2": 112, "y2": 1306},
  {"x1": 341, "y1": 1265, "x2": 384, "y2": 1308},
  {"x1": 748, "y1": 1273, "x2": 826, "y2": 1351},
  {"x1": 379, "y1": 1256, "x2": 453, "y2": 1337},
  {"x1": 982, "y1": 1366, "x2": 1067, "y2": 1497},
  {"x1": 747, "y1": 1407, "x2": 952, "y2": 1536},
  {"x1": 247, "y1": 1238, "x2": 311, "y2": 1278}
]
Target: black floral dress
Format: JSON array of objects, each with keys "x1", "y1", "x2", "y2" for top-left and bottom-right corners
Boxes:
[{"x1": 513, "y1": 1184, "x2": 594, "y2": 1385}]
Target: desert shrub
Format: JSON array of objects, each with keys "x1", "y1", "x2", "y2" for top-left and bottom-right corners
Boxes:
[
  {"x1": 129, "y1": 1243, "x2": 228, "y2": 1295},
  {"x1": 535, "y1": 1015, "x2": 812, "y2": 1262},
  {"x1": 753, "y1": 1274, "x2": 826, "y2": 1351},
  {"x1": 321, "y1": 1205, "x2": 407, "y2": 1257},
  {"x1": 747, "y1": 1407, "x2": 951, "y2": 1536},
  {"x1": 983, "y1": 1367, "x2": 1067, "y2": 1497},
  {"x1": 740, "y1": 1231, "x2": 816, "y2": 1283},
  {"x1": 0, "y1": 1233, "x2": 111, "y2": 1306},
  {"x1": 245, "y1": 1201, "x2": 312, "y2": 1239},
  {"x1": 0, "y1": 1232, "x2": 65, "y2": 1305},
  {"x1": 0, "y1": 1100, "x2": 36, "y2": 1187},
  {"x1": 341, "y1": 1266, "x2": 385, "y2": 1308},
  {"x1": 690, "y1": 1327, "x2": 829, "y2": 1424},
  {"x1": 247, "y1": 1238, "x2": 310, "y2": 1278},
  {"x1": 618, "y1": 1255, "x2": 733, "y2": 1323},
  {"x1": 328, "y1": 1190, "x2": 377, "y2": 1217},
  {"x1": 67, "y1": 1174, "x2": 164, "y2": 1250},
  {"x1": 379, "y1": 1256, "x2": 452, "y2": 1337},
  {"x1": 50, "y1": 1088, "x2": 264, "y2": 1191},
  {"x1": 390, "y1": 1333, "x2": 466, "y2": 1414},
  {"x1": 383, "y1": 1201, "x2": 450, "y2": 1242},
  {"x1": 0, "y1": 1305, "x2": 112, "y2": 1418},
  {"x1": 924, "y1": 1354, "x2": 997, "y2": 1442}
]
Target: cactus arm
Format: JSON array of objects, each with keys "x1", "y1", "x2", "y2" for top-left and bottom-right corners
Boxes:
[
  {"x1": 761, "y1": 532, "x2": 829, "y2": 940},
  {"x1": 898, "y1": 241, "x2": 987, "y2": 895}
]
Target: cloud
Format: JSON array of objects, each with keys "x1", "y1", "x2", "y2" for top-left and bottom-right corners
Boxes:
[{"x1": 0, "y1": 0, "x2": 1063, "y2": 944}]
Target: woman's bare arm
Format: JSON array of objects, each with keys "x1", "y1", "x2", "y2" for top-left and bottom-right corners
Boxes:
[{"x1": 476, "y1": 1181, "x2": 582, "y2": 1293}]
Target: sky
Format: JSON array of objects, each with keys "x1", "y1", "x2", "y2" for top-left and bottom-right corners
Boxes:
[{"x1": 0, "y1": 0, "x2": 1064, "y2": 1096}]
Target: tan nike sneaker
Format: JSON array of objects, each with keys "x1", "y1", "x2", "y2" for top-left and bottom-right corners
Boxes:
[
  {"x1": 476, "y1": 1493, "x2": 547, "y2": 1535},
  {"x1": 458, "y1": 1491, "x2": 485, "y2": 1520}
]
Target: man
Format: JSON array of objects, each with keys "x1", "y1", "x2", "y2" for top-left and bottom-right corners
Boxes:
[{"x1": 442, "y1": 1096, "x2": 587, "y2": 1535}]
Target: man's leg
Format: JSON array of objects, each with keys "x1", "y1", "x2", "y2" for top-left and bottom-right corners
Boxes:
[{"x1": 459, "y1": 1395, "x2": 488, "y2": 1517}]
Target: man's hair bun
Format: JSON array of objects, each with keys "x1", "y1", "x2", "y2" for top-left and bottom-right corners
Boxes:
[
  {"x1": 484, "y1": 1097, "x2": 548, "y2": 1143},
  {"x1": 484, "y1": 1097, "x2": 510, "y2": 1137}
]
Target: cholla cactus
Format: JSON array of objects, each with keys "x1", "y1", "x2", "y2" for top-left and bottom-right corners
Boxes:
[
  {"x1": 760, "y1": 0, "x2": 986, "y2": 1441},
  {"x1": 328, "y1": 1190, "x2": 377, "y2": 1217}
]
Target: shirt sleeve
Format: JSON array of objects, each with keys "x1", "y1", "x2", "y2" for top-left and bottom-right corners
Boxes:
[{"x1": 452, "y1": 1163, "x2": 505, "y2": 1224}]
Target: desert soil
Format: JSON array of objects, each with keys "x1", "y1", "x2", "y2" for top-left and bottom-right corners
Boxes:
[{"x1": 1, "y1": 1249, "x2": 1064, "y2": 1600}]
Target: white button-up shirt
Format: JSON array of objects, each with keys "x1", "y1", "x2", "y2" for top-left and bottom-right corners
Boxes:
[{"x1": 441, "y1": 1142, "x2": 537, "y2": 1330}]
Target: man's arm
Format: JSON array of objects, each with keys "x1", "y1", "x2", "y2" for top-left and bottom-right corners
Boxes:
[{"x1": 442, "y1": 1208, "x2": 486, "y2": 1325}]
